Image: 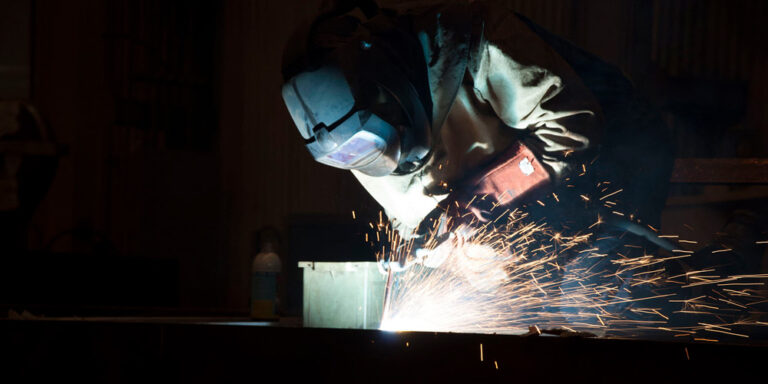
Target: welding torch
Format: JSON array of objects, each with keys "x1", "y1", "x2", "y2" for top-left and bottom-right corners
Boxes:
[
  {"x1": 380, "y1": 214, "x2": 460, "y2": 314},
  {"x1": 377, "y1": 212, "x2": 466, "y2": 275}
]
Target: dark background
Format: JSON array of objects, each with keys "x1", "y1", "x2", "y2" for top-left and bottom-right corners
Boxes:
[{"x1": 1, "y1": 0, "x2": 767, "y2": 317}]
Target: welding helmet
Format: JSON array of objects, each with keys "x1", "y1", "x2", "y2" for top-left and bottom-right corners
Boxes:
[{"x1": 281, "y1": 4, "x2": 432, "y2": 176}]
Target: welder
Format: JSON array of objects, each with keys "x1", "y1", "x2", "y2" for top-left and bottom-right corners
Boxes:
[{"x1": 280, "y1": 0, "x2": 674, "y2": 284}]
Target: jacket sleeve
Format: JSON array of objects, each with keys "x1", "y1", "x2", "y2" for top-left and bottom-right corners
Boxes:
[{"x1": 469, "y1": 9, "x2": 604, "y2": 181}]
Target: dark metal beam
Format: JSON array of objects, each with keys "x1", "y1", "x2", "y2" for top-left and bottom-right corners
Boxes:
[{"x1": 671, "y1": 158, "x2": 768, "y2": 183}]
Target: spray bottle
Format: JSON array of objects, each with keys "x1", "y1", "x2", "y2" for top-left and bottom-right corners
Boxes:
[{"x1": 250, "y1": 228, "x2": 282, "y2": 320}]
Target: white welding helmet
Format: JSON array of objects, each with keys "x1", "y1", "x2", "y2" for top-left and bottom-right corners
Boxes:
[{"x1": 281, "y1": 6, "x2": 432, "y2": 177}]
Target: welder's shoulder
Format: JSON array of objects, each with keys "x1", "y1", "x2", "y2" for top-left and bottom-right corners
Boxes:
[
  {"x1": 466, "y1": 3, "x2": 601, "y2": 126},
  {"x1": 467, "y1": 2, "x2": 568, "y2": 87},
  {"x1": 470, "y1": 2, "x2": 555, "y2": 64},
  {"x1": 464, "y1": 8, "x2": 563, "y2": 128}
]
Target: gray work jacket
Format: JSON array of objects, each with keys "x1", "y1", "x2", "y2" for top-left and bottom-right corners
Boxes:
[{"x1": 353, "y1": 1, "x2": 671, "y2": 235}]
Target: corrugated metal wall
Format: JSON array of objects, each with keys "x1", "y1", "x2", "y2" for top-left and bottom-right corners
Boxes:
[
  {"x1": 651, "y1": 0, "x2": 768, "y2": 147},
  {"x1": 651, "y1": 0, "x2": 767, "y2": 79},
  {"x1": 220, "y1": 0, "x2": 383, "y2": 307}
]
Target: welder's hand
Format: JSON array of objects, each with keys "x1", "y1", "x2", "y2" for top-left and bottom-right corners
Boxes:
[
  {"x1": 415, "y1": 225, "x2": 510, "y2": 292},
  {"x1": 453, "y1": 241, "x2": 510, "y2": 292},
  {"x1": 415, "y1": 224, "x2": 475, "y2": 269}
]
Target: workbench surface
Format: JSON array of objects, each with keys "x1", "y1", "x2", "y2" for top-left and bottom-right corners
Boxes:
[{"x1": 4, "y1": 318, "x2": 768, "y2": 383}]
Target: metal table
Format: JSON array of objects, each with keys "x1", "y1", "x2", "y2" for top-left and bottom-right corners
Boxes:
[{"x1": 4, "y1": 317, "x2": 768, "y2": 383}]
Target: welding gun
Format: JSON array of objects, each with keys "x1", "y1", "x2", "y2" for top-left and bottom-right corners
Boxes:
[{"x1": 377, "y1": 212, "x2": 465, "y2": 274}]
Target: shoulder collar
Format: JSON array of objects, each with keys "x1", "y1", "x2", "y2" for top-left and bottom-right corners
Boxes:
[{"x1": 406, "y1": 1, "x2": 477, "y2": 133}]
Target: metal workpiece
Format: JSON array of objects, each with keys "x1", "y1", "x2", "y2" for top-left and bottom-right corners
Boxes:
[{"x1": 299, "y1": 261, "x2": 386, "y2": 329}]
